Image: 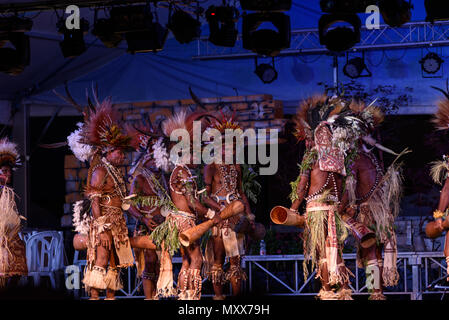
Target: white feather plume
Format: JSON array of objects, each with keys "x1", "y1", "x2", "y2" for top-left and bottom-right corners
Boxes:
[
  {"x1": 153, "y1": 137, "x2": 171, "y2": 172},
  {"x1": 67, "y1": 123, "x2": 94, "y2": 162},
  {"x1": 72, "y1": 200, "x2": 91, "y2": 235}
]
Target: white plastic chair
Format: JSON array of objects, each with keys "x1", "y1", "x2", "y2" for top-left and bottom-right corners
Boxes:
[{"x1": 25, "y1": 231, "x2": 65, "y2": 288}]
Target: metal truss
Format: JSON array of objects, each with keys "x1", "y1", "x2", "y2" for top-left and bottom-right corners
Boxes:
[
  {"x1": 71, "y1": 251, "x2": 449, "y2": 300},
  {"x1": 193, "y1": 21, "x2": 449, "y2": 60}
]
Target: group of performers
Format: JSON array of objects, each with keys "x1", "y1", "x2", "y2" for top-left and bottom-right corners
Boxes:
[
  {"x1": 66, "y1": 96, "x2": 258, "y2": 301},
  {"x1": 4, "y1": 87, "x2": 449, "y2": 301}
]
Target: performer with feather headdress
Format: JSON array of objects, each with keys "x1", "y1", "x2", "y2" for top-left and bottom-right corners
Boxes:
[
  {"x1": 0, "y1": 138, "x2": 27, "y2": 288},
  {"x1": 148, "y1": 109, "x2": 222, "y2": 300},
  {"x1": 125, "y1": 121, "x2": 174, "y2": 300},
  {"x1": 289, "y1": 95, "x2": 353, "y2": 300},
  {"x1": 67, "y1": 97, "x2": 135, "y2": 300},
  {"x1": 336, "y1": 101, "x2": 407, "y2": 300},
  {"x1": 201, "y1": 112, "x2": 260, "y2": 300}
]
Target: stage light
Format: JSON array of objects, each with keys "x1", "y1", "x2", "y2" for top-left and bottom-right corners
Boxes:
[
  {"x1": 425, "y1": 0, "x2": 449, "y2": 23},
  {"x1": 57, "y1": 18, "x2": 89, "y2": 58},
  {"x1": 168, "y1": 9, "x2": 201, "y2": 44},
  {"x1": 379, "y1": 0, "x2": 412, "y2": 27},
  {"x1": 0, "y1": 17, "x2": 32, "y2": 75},
  {"x1": 205, "y1": 5, "x2": 239, "y2": 47},
  {"x1": 420, "y1": 52, "x2": 444, "y2": 74},
  {"x1": 319, "y1": 13, "x2": 360, "y2": 53},
  {"x1": 125, "y1": 24, "x2": 168, "y2": 53},
  {"x1": 92, "y1": 18, "x2": 123, "y2": 48},
  {"x1": 343, "y1": 56, "x2": 371, "y2": 79},
  {"x1": 254, "y1": 57, "x2": 278, "y2": 84},
  {"x1": 240, "y1": 0, "x2": 291, "y2": 12},
  {"x1": 110, "y1": 5, "x2": 168, "y2": 53},
  {"x1": 242, "y1": 12, "x2": 290, "y2": 57},
  {"x1": 0, "y1": 32, "x2": 31, "y2": 75}
]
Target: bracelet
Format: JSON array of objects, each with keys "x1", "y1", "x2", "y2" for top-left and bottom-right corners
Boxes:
[
  {"x1": 434, "y1": 209, "x2": 446, "y2": 220},
  {"x1": 289, "y1": 208, "x2": 299, "y2": 213},
  {"x1": 206, "y1": 209, "x2": 216, "y2": 220}
]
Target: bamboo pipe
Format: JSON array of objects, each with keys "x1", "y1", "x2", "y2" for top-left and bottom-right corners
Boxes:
[
  {"x1": 73, "y1": 234, "x2": 157, "y2": 250},
  {"x1": 179, "y1": 200, "x2": 244, "y2": 247},
  {"x1": 270, "y1": 206, "x2": 305, "y2": 228}
]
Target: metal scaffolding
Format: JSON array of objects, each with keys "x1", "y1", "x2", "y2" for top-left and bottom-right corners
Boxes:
[
  {"x1": 72, "y1": 251, "x2": 449, "y2": 300},
  {"x1": 193, "y1": 21, "x2": 449, "y2": 60}
]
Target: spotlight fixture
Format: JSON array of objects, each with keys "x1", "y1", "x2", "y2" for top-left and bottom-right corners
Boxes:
[
  {"x1": 425, "y1": 0, "x2": 449, "y2": 23},
  {"x1": 242, "y1": 12, "x2": 290, "y2": 57},
  {"x1": 254, "y1": 57, "x2": 278, "y2": 84},
  {"x1": 110, "y1": 5, "x2": 168, "y2": 53},
  {"x1": 0, "y1": 32, "x2": 31, "y2": 75},
  {"x1": 319, "y1": 13, "x2": 361, "y2": 53},
  {"x1": 167, "y1": 8, "x2": 201, "y2": 44},
  {"x1": 420, "y1": 52, "x2": 444, "y2": 74},
  {"x1": 343, "y1": 56, "x2": 371, "y2": 79},
  {"x1": 379, "y1": 0, "x2": 412, "y2": 27},
  {"x1": 0, "y1": 17, "x2": 32, "y2": 75},
  {"x1": 125, "y1": 24, "x2": 168, "y2": 53},
  {"x1": 205, "y1": 5, "x2": 239, "y2": 47},
  {"x1": 57, "y1": 18, "x2": 89, "y2": 58},
  {"x1": 92, "y1": 18, "x2": 123, "y2": 48},
  {"x1": 240, "y1": 0, "x2": 291, "y2": 12}
]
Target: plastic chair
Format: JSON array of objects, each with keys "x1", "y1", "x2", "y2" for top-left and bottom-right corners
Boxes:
[{"x1": 26, "y1": 231, "x2": 65, "y2": 289}]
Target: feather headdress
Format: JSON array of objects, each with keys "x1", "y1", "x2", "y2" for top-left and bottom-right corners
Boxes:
[
  {"x1": 0, "y1": 138, "x2": 21, "y2": 168},
  {"x1": 293, "y1": 95, "x2": 345, "y2": 142},
  {"x1": 67, "y1": 123, "x2": 95, "y2": 162},
  {"x1": 81, "y1": 99, "x2": 132, "y2": 151}
]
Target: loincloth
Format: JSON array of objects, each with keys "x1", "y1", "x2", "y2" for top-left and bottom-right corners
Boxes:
[
  {"x1": 303, "y1": 201, "x2": 350, "y2": 286},
  {"x1": 86, "y1": 205, "x2": 134, "y2": 269}
]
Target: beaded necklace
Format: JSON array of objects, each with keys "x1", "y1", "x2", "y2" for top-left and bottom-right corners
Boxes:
[
  {"x1": 355, "y1": 151, "x2": 383, "y2": 203},
  {"x1": 101, "y1": 157, "x2": 127, "y2": 200},
  {"x1": 305, "y1": 172, "x2": 340, "y2": 204}
]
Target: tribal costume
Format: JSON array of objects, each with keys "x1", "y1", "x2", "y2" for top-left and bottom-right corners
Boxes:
[
  {"x1": 302, "y1": 122, "x2": 351, "y2": 286},
  {"x1": 291, "y1": 96, "x2": 353, "y2": 299},
  {"x1": 202, "y1": 113, "x2": 257, "y2": 296},
  {"x1": 83, "y1": 156, "x2": 134, "y2": 291},
  {"x1": 147, "y1": 109, "x2": 215, "y2": 300},
  {"x1": 334, "y1": 100, "x2": 405, "y2": 299},
  {"x1": 0, "y1": 138, "x2": 27, "y2": 287},
  {"x1": 67, "y1": 98, "x2": 135, "y2": 297}
]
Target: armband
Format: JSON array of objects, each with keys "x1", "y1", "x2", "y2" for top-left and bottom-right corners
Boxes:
[{"x1": 206, "y1": 209, "x2": 216, "y2": 220}]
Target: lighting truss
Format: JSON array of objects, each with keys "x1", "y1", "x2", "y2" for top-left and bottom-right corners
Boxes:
[{"x1": 193, "y1": 20, "x2": 449, "y2": 60}]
